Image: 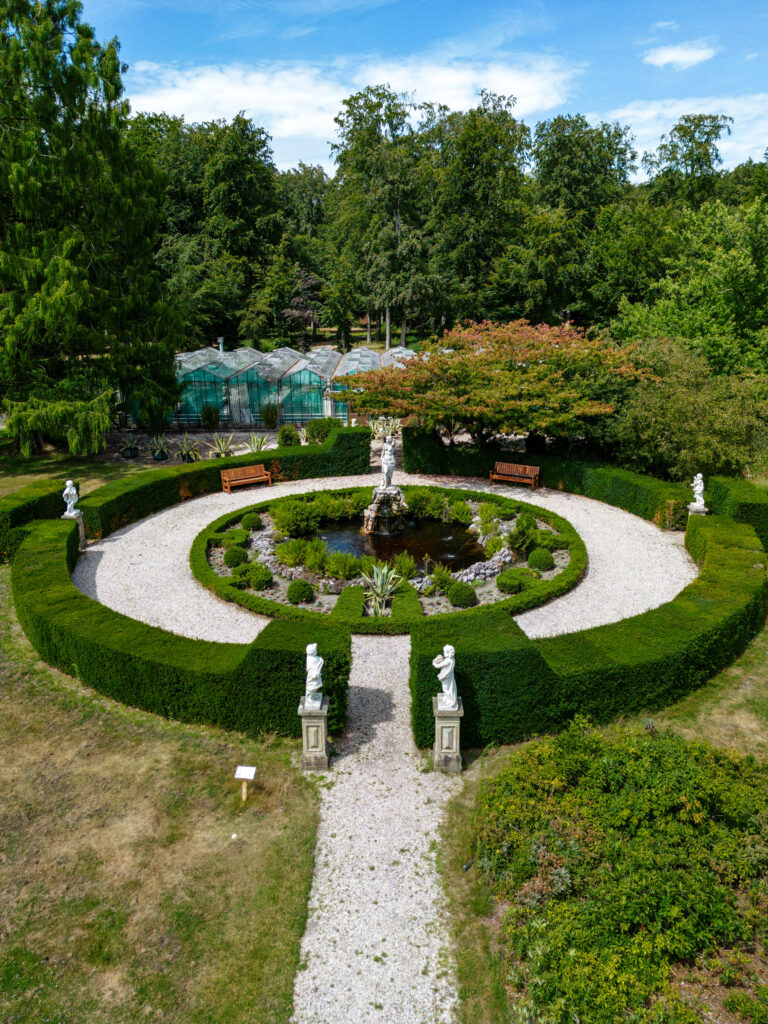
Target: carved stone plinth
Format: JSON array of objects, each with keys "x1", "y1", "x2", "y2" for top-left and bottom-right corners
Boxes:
[
  {"x1": 62, "y1": 510, "x2": 87, "y2": 551},
  {"x1": 298, "y1": 695, "x2": 330, "y2": 770},
  {"x1": 433, "y1": 696, "x2": 464, "y2": 773},
  {"x1": 361, "y1": 485, "x2": 409, "y2": 535},
  {"x1": 687, "y1": 501, "x2": 709, "y2": 516}
]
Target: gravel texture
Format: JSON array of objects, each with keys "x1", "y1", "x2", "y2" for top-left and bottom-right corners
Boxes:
[
  {"x1": 291, "y1": 635, "x2": 461, "y2": 1024},
  {"x1": 72, "y1": 472, "x2": 697, "y2": 642}
]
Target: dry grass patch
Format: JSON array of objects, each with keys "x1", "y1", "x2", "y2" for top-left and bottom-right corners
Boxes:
[{"x1": 0, "y1": 568, "x2": 317, "y2": 1024}]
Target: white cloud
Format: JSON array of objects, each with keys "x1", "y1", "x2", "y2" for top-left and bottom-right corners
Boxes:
[
  {"x1": 643, "y1": 40, "x2": 718, "y2": 71},
  {"x1": 608, "y1": 94, "x2": 768, "y2": 171},
  {"x1": 745, "y1": 51, "x2": 759, "y2": 61},
  {"x1": 652, "y1": 20, "x2": 679, "y2": 30},
  {"x1": 127, "y1": 51, "x2": 581, "y2": 169}
]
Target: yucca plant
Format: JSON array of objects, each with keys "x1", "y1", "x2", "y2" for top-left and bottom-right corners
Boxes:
[
  {"x1": 360, "y1": 561, "x2": 402, "y2": 616},
  {"x1": 176, "y1": 432, "x2": 201, "y2": 462},
  {"x1": 207, "y1": 433, "x2": 235, "y2": 457},
  {"x1": 246, "y1": 432, "x2": 272, "y2": 453}
]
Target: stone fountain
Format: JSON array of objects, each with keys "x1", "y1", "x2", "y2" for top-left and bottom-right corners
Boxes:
[{"x1": 362, "y1": 435, "x2": 409, "y2": 535}]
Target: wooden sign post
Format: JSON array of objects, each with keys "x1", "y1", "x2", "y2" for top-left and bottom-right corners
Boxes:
[{"x1": 234, "y1": 765, "x2": 256, "y2": 801}]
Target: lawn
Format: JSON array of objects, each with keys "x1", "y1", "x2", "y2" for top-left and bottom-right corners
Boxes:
[
  {"x1": 0, "y1": 450, "x2": 148, "y2": 500},
  {"x1": 0, "y1": 567, "x2": 317, "y2": 1024}
]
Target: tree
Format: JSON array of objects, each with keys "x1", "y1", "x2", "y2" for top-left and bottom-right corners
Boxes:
[
  {"x1": 283, "y1": 269, "x2": 322, "y2": 345},
  {"x1": 532, "y1": 114, "x2": 636, "y2": 224},
  {"x1": 0, "y1": 0, "x2": 181, "y2": 426},
  {"x1": 642, "y1": 113, "x2": 733, "y2": 206},
  {"x1": 347, "y1": 320, "x2": 643, "y2": 446}
]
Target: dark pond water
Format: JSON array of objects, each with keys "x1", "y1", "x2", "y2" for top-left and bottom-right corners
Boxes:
[{"x1": 318, "y1": 519, "x2": 486, "y2": 570}]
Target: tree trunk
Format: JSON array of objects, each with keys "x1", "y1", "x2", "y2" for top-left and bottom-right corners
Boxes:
[
  {"x1": 375, "y1": 312, "x2": 382, "y2": 344},
  {"x1": 385, "y1": 306, "x2": 391, "y2": 350},
  {"x1": 400, "y1": 318, "x2": 407, "y2": 346},
  {"x1": 366, "y1": 310, "x2": 371, "y2": 346}
]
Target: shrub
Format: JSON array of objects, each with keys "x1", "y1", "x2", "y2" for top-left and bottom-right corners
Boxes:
[
  {"x1": 275, "y1": 539, "x2": 306, "y2": 567},
  {"x1": 406, "y1": 488, "x2": 434, "y2": 519},
  {"x1": 431, "y1": 563, "x2": 454, "y2": 594},
  {"x1": 393, "y1": 551, "x2": 417, "y2": 580},
  {"x1": 446, "y1": 581, "x2": 478, "y2": 608},
  {"x1": 0, "y1": 478, "x2": 72, "y2": 565},
  {"x1": 534, "y1": 529, "x2": 569, "y2": 551},
  {"x1": 302, "y1": 538, "x2": 328, "y2": 574},
  {"x1": 260, "y1": 401, "x2": 280, "y2": 429},
  {"x1": 232, "y1": 562, "x2": 273, "y2": 590},
  {"x1": 478, "y1": 502, "x2": 498, "y2": 529},
  {"x1": 305, "y1": 417, "x2": 343, "y2": 444},
  {"x1": 271, "y1": 499, "x2": 321, "y2": 537},
  {"x1": 278, "y1": 423, "x2": 301, "y2": 448},
  {"x1": 497, "y1": 567, "x2": 534, "y2": 594},
  {"x1": 224, "y1": 546, "x2": 248, "y2": 568},
  {"x1": 200, "y1": 404, "x2": 220, "y2": 430},
  {"x1": 474, "y1": 720, "x2": 768, "y2": 1023},
  {"x1": 484, "y1": 535, "x2": 504, "y2": 558},
  {"x1": 508, "y1": 512, "x2": 536, "y2": 556},
  {"x1": 528, "y1": 547, "x2": 555, "y2": 571},
  {"x1": 449, "y1": 500, "x2": 472, "y2": 525},
  {"x1": 222, "y1": 528, "x2": 248, "y2": 549},
  {"x1": 287, "y1": 579, "x2": 314, "y2": 605},
  {"x1": 325, "y1": 552, "x2": 360, "y2": 580},
  {"x1": 241, "y1": 512, "x2": 263, "y2": 531}
]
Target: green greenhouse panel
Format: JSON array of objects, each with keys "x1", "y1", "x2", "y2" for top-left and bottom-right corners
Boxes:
[{"x1": 279, "y1": 370, "x2": 325, "y2": 422}]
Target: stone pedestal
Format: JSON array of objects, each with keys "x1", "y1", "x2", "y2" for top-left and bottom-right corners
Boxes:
[
  {"x1": 62, "y1": 510, "x2": 87, "y2": 551},
  {"x1": 687, "y1": 502, "x2": 709, "y2": 516},
  {"x1": 298, "y1": 695, "x2": 330, "y2": 770},
  {"x1": 433, "y1": 697, "x2": 464, "y2": 773}
]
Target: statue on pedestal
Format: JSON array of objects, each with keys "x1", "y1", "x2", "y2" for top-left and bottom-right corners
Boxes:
[
  {"x1": 380, "y1": 436, "x2": 396, "y2": 491},
  {"x1": 305, "y1": 643, "x2": 324, "y2": 709},
  {"x1": 689, "y1": 472, "x2": 708, "y2": 514},
  {"x1": 62, "y1": 480, "x2": 80, "y2": 519},
  {"x1": 433, "y1": 644, "x2": 458, "y2": 711}
]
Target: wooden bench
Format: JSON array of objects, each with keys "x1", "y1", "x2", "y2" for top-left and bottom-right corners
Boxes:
[
  {"x1": 489, "y1": 461, "x2": 540, "y2": 489},
  {"x1": 220, "y1": 464, "x2": 272, "y2": 494}
]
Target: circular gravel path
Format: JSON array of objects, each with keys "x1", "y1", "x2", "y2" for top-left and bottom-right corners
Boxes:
[
  {"x1": 291, "y1": 635, "x2": 460, "y2": 1024},
  {"x1": 71, "y1": 472, "x2": 697, "y2": 642}
]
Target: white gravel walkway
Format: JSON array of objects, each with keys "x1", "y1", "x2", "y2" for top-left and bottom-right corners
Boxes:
[
  {"x1": 291, "y1": 635, "x2": 460, "y2": 1024},
  {"x1": 71, "y1": 472, "x2": 697, "y2": 642}
]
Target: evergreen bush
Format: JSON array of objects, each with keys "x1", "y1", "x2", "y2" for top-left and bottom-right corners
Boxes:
[
  {"x1": 224, "y1": 546, "x2": 248, "y2": 567},
  {"x1": 528, "y1": 547, "x2": 555, "y2": 571},
  {"x1": 233, "y1": 563, "x2": 273, "y2": 590},
  {"x1": 241, "y1": 512, "x2": 263, "y2": 531},
  {"x1": 497, "y1": 567, "x2": 534, "y2": 594},
  {"x1": 222, "y1": 528, "x2": 248, "y2": 549},
  {"x1": 278, "y1": 423, "x2": 301, "y2": 448},
  {"x1": 287, "y1": 579, "x2": 314, "y2": 604},
  {"x1": 446, "y1": 581, "x2": 478, "y2": 608},
  {"x1": 305, "y1": 417, "x2": 343, "y2": 444},
  {"x1": 275, "y1": 539, "x2": 306, "y2": 566}
]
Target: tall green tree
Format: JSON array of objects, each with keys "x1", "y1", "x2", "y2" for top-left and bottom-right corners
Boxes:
[
  {"x1": 642, "y1": 113, "x2": 733, "y2": 206},
  {"x1": 0, "y1": 0, "x2": 181, "y2": 426}
]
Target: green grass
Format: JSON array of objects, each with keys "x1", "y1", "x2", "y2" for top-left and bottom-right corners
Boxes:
[
  {"x1": 0, "y1": 566, "x2": 317, "y2": 1024},
  {"x1": 0, "y1": 451, "x2": 146, "y2": 499}
]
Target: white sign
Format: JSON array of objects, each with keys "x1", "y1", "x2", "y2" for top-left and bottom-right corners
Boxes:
[{"x1": 235, "y1": 765, "x2": 256, "y2": 781}]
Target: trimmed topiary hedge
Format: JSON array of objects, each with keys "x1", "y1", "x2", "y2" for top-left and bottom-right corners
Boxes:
[
  {"x1": 409, "y1": 514, "x2": 768, "y2": 748},
  {"x1": 0, "y1": 478, "x2": 71, "y2": 564},
  {"x1": 402, "y1": 427, "x2": 689, "y2": 529},
  {"x1": 11, "y1": 519, "x2": 351, "y2": 736},
  {"x1": 78, "y1": 426, "x2": 371, "y2": 539},
  {"x1": 446, "y1": 581, "x2": 478, "y2": 608},
  {"x1": 708, "y1": 476, "x2": 768, "y2": 551}
]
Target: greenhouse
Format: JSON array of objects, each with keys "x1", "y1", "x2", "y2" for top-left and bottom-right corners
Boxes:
[{"x1": 172, "y1": 344, "x2": 414, "y2": 427}]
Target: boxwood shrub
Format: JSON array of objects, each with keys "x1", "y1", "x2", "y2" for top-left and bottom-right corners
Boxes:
[
  {"x1": 223, "y1": 546, "x2": 248, "y2": 567},
  {"x1": 528, "y1": 547, "x2": 555, "y2": 571},
  {"x1": 402, "y1": 426, "x2": 689, "y2": 529},
  {"x1": 78, "y1": 426, "x2": 371, "y2": 539},
  {"x1": 11, "y1": 520, "x2": 351, "y2": 735},
  {"x1": 240, "y1": 512, "x2": 263, "y2": 531},
  {"x1": 0, "y1": 478, "x2": 72, "y2": 564},
  {"x1": 708, "y1": 476, "x2": 768, "y2": 550},
  {"x1": 287, "y1": 579, "x2": 314, "y2": 604},
  {"x1": 446, "y1": 581, "x2": 478, "y2": 608}
]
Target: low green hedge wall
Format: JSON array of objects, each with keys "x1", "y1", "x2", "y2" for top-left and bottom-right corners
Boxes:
[
  {"x1": 0, "y1": 478, "x2": 71, "y2": 564},
  {"x1": 11, "y1": 519, "x2": 351, "y2": 736},
  {"x1": 190, "y1": 486, "x2": 586, "y2": 634},
  {"x1": 708, "y1": 476, "x2": 768, "y2": 551},
  {"x1": 409, "y1": 515, "x2": 767, "y2": 748},
  {"x1": 402, "y1": 427, "x2": 689, "y2": 529},
  {"x1": 78, "y1": 426, "x2": 371, "y2": 539}
]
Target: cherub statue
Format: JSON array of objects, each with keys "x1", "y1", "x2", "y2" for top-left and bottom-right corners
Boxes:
[
  {"x1": 380, "y1": 435, "x2": 396, "y2": 490},
  {"x1": 432, "y1": 644, "x2": 458, "y2": 711},
  {"x1": 690, "y1": 472, "x2": 706, "y2": 510},
  {"x1": 62, "y1": 480, "x2": 79, "y2": 518},
  {"x1": 305, "y1": 643, "x2": 324, "y2": 709}
]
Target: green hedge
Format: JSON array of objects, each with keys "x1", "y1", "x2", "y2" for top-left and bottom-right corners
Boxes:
[
  {"x1": 78, "y1": 426, "x2": 371, "y2": 539},
  {"x1": 402, "y1": 427, "x2": 689, "y2": 529},
  {"x1": 409, "y1": 515, "x2": 768, "y2": 748},
  {"x1": 190, "y1": 486, "x2": 586, "y2": 634},
  {"x1": 0, "y1": 478, "x2": 71, "y2": 564},
  {"x1": 708, "y1": 476, "x2": 768, "y2": 551},
  {"x1": 11, "y1": 520, "x2": 351, "y2": 736}
]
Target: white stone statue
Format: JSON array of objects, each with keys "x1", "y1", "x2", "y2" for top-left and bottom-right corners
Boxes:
[
  {"x1": 305, "y1": 643, "x2": 324, "y2": 709},
  {"x1": 689, "y1": 472, "x2": 707, "y2": 513},
  {"x1": 62, "y1": 480, "x2": 80, "y2": 518},
  {"x1": 433, "y1": 644, "x2": 458, "y2": 711},
  {"x1": 380, "y1": 435, "x2": 396, "y2": 490}
]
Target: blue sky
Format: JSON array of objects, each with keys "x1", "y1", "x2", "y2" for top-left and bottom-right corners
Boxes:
[{"x1": 82, "y1": 0, "x2": 768, "y2": 173}]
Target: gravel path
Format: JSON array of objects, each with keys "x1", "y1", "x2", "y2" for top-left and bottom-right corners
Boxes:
[
  {"x1": 71, "y1": 472, "x2": 697, "y2": 642},
  {"x1": 291, "y1": 635, "x2": 460, "y2": 1024}
]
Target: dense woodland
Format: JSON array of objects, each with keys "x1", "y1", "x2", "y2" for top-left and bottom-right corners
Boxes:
[{"x1": 2, "y1": 0, "x2": 768, "y2": 475}]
